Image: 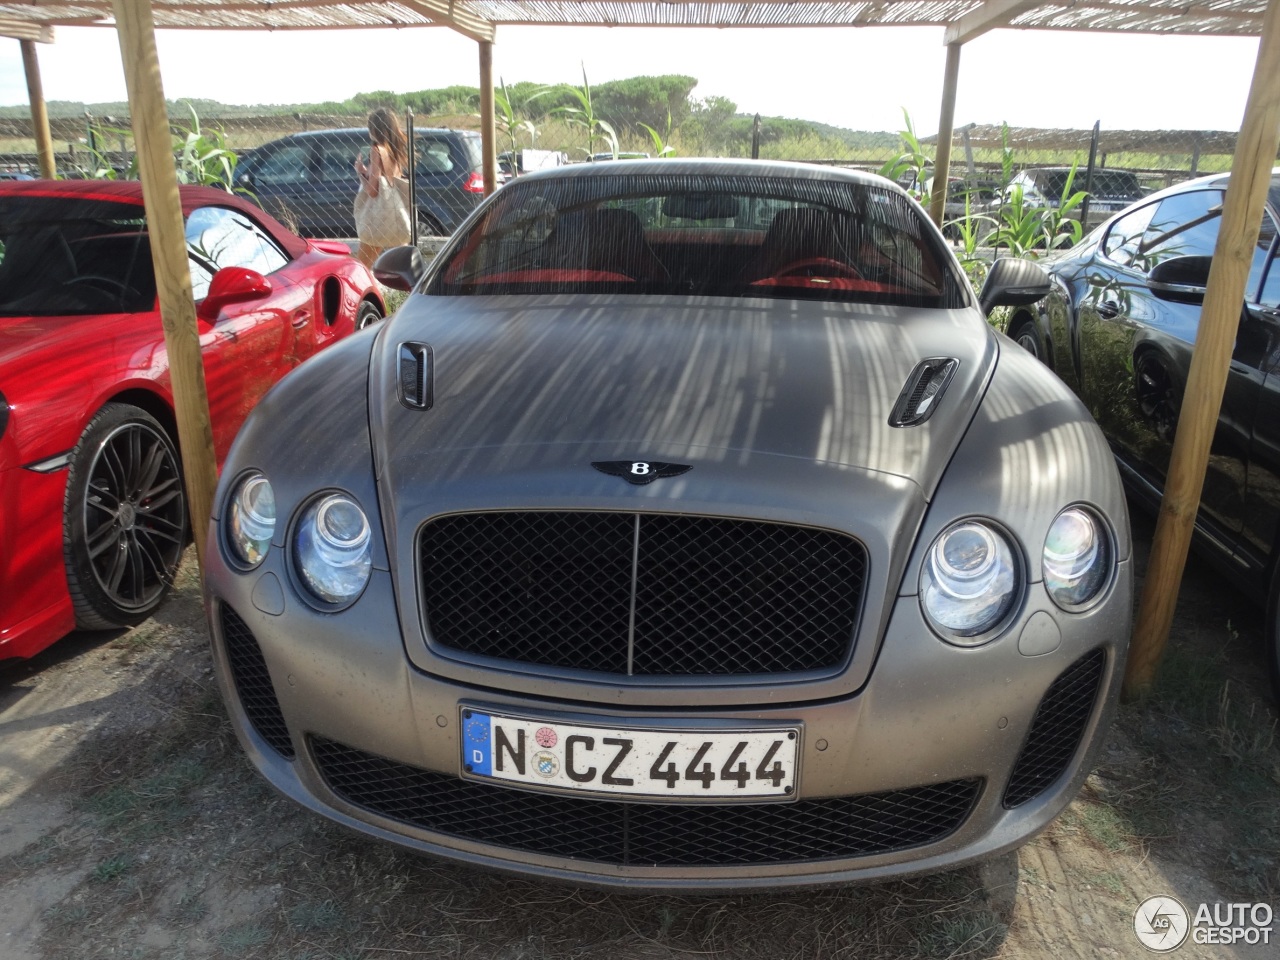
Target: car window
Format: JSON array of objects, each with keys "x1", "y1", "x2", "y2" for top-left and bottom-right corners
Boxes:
[
  {"x1": 0, "y1": 201, "x2": 155, "y2": 316},
  {"x1": 1254, "y1": 212, "x2": 1279, "y2": 308},
  {"x1": 186, "y1": 206, "x2": 290, "y2": 297},
  {"x1": 1139, "y1": 189, "x2": 1224, "y2": 266},
  {"x1": 316, "y1": 143, "x2": 357, "y2": 183},
  {"x1": 254, "y1": 143, "x2": 311, "y2": 185},
  {"x1": 1102, "y1": 202, "x2": 1158, "y2": 266},
  {"x1": 428, "y1": 174, "x2": 963, "y2": 308},
  {"x1": 416, "y1": 140, "x2": 456, "y2": 175}
]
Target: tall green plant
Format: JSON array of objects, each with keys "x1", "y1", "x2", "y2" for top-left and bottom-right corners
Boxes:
[
  {"x1": 552, "y1": 66, "x2": 619, "y2": 159},
  {"x1": 878, "y1": 108, "x2": 931, "y2": 208},
  {"x1": 986, "y1": 161, "x2": 1087, "y2": 257},
  {"x1": 174, "y1": 103, "x2": 239, "y2": 191},
  {"x1": 639, "y1": 109, "x2": 676, "y2": 158},
  {"x1": 492, "y1": 78, "x2": 539, "y2": 171}
]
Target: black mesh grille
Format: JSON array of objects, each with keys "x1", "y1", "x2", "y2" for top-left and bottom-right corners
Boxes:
[
  {"x1": 419, "y1": 512, "x2": 867, "y2": 676},
  {"x1": 219, "y1": 605, "x2": 294, "y2": 759},
  {"x1": 311, "y1": 737, "x2": 979, "y2": 867},
  {"x1": 1003, "y1": 649, "x2": 1106, "y2": 808}
]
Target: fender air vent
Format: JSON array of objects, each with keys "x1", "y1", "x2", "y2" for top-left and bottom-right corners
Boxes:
[
  {"x1": 889, "y1": 358, "x2": 958, "y2": 427},
  {"x1": 398, "y1": 342, "x2": 434, "y2": 410}
]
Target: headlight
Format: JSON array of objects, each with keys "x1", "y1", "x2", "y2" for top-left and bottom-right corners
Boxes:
[
  {"x1": 1043, "y1": 506, "x2": 1111, "y2": 609},
  {"x1": 294, "y1": 493, "x2": 372, "y2": 605},
  {"x1": 227, "y1": 473, "x2": 275, "y2": 567},
  {"x1": 921, "y1": 520, "x2": 1020, "y2": 643}
]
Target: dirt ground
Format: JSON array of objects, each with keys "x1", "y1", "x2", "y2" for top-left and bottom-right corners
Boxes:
[{"x1": 2, "y1": 508, "x2": 1278, "y2": 960}]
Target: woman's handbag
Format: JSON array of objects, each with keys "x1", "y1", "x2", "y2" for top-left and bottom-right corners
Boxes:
[{"x1": 353, "y1": 175, "x2": 412, "y2": 247}]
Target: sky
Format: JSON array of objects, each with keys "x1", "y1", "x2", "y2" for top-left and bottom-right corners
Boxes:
[{"x1": 0, "y1": 23, "x2": 1263, "y2": 135}]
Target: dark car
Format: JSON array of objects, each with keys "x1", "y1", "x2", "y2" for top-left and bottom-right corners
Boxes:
[
  {"x1": 995, "y1": 167, "x2": 1146, "y2": 230},
  {"x1": 204, "y1": 160, "x2": 1133, "y2": 890},
  {"x1": 1003, "y1": 170, "x2": 1280, "y2": 693},
  {"x1": 236, "y1": 128, "x2": 486, "y2": 238},
  {"x1": 0, "y1": 179, "x2": 383, "y2": 664}
]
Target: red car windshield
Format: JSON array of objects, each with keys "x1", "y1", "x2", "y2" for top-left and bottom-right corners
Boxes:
[
  {"x1": 428, "y1": 174, "x2": 964, "y2": 308},
  {"x1": 0, "y1": 198, "x2": 155, "y2": 316}
]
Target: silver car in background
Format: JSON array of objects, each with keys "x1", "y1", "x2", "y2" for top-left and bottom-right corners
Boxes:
[{"x1": 204, "y1": 160, "x2": 1132, "y2": 889}]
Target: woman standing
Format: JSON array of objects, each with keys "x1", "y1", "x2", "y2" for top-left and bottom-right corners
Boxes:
[{"x1": 353, "y1": 107, "x2": 411, "y2": 268}]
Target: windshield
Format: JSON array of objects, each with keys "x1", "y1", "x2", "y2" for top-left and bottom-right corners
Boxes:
[
  {"x1": 428, "y1": 173, "x2": 965, "y2": 308},
  {"x1": 0, "y1": 199, "x2": 155, "y2": 317}
]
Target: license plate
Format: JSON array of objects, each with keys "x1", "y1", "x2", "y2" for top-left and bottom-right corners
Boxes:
[{"x1": 460, "y1": 708, "x2": 799, "y2": 800}]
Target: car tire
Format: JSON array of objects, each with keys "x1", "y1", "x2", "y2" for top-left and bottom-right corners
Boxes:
[
  {"x1": 417, "y1": 213, "x2": 445, "y2": 239},
  {"x1": 1009, "y1": 315, "x2": 1043, "y2": 362},
  {"x1": 1134, "y1": 351, "x2": 1181, "y2": 443},
  {"x1": 63, "y1": 403, "x2": 187, "y2": 630},
  {"x1": 356, "y1": 299, "x2": 384, "y2": 330}
]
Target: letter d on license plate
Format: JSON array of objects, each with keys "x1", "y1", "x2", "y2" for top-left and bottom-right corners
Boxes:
[{"x1": 460, "y1": 708, "x2": 799, "y2": 801}]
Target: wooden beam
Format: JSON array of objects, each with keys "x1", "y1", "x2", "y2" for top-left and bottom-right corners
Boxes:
[
  {"x1": 945, "y1": 0, "x2": 1043, "y2": 44},
  {"x1": 400, "y1": 0, "x2": 495, "y2": 42},
  {"x1": 1125, "y1": 0, "x2": 1280, "y2": 699},
  {"x1": 928, "y1": 42, "x2": 961, "y2": 229},
  {"x1": 20, "y1": 39, "x2": 57, "y2": 178},
  {"x1": 0, "y1": 19, "x2": 54, "y2": 43},
  {"x1": 478, "y1": 38, "x2": 497, "y2": 195},
  {"x1": 110, "y1": 0, "x2": 218, "y2": 573}
]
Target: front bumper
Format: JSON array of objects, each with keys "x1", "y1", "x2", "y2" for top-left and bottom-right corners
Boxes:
[{"x1": 205, "y1": 546, "x2": 1130, "y2": 891}]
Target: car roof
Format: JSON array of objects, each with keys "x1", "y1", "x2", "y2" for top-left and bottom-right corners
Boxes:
[
  {"x1": 1132, "y1": 167, "x2": 1280, "y2": 207},
  {"x1": 0, "y1": 179, "x2": 310, "y2": 260},
  {"x1": 509, "y1": 157, "x2": 897, "y2": 190},
  {"x1": 285, "y1": 127, "x2": 478, "y2": 140}
]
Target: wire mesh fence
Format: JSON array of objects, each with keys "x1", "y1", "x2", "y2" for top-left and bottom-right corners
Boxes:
[{"x1": 0, "y1": 95, "x2": 1271, "y2": 242}]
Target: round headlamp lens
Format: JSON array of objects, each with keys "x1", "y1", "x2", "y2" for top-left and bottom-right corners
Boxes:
[
  {"x1": 921, "y1": 520, "x2": 1019, "y2": 643},
  {"x1": 1043, "y1": 507, "x2": 1111, "y2": 608},
  {"x1": 227, "y1": 473, "x2": 275, "y2": 567},
  {"x1": 295, "y1": 493, "x2": 372, "y2": 604}
]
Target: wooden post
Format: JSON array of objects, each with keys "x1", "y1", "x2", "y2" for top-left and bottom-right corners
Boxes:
[
  {"x1": 1125, "y1": 0, "x2": 1280, "y2": 699},
  {"x1": 478, "y1": 39, "x2": 497, "y2": 196},
  {"x1": 20, "y1": 40, "x2": 56, "y2": 179},
  {"x1": 111, "y1": 0, "x2": 218, "y2": 570},
  {"x1": 928, "y1": 43, "x2": 962, "y2": 229}
]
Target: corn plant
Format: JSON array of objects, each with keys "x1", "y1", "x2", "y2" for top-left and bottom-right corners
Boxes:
[
  {"x1": 492, "y1": 78, "x2": 539, "y2": 172},
  {"x1": 945, "y1": 194, "x2": 995, "y2": 285},
  {"x1": 878, "y1": 108, "x2": 931, "y2": 208},
  {"x1": 639, "y1": 109, "x2": 677, "y2": 158},
  {"x1": 552, "y1": 66, "x2": 619, "y2": 160},
  {"x1": 174, "y1": 103, "x2": 239, "y2": 191},
  {"x1": 986, "y1": 162, "x2": 1087, "y2": 257}
]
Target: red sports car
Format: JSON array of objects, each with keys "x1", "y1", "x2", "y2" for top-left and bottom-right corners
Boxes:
[{"x1": 0, "y1": 180, "x2": 384, "y2": 662}]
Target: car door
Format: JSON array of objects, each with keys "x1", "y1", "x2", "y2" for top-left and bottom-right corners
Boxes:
[
  {"x1": 186, "y1": 205, "x2": 305, "y2": 458},
  {"x1": 1239, "y1": 207, "x2": 1280, "y2": 573},
  {"x1": 238, "y1": 139, "x2": 318, "y2": 237},
  {"x1": 414, "y1": 134, "x2": 482, "y2": 232},
  {"x1": 1079, "y1": 187, "x2": 1260, "y2": 542},
  {"x1": 310, "y1": 131, "x2": 368, "y2": 238}
]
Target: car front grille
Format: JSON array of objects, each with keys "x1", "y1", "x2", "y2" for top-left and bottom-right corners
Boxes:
[
  {"x1": 1003, "y1": 648, "x2": 1107, "y2": 808},
  {"x1": 311, "y1": 736, "x2": 979, "y2": 867},
  {"x1": 418, "y1": 511, "x2": 867, "y2": 677},
  {"x1": 219, "y1": 604, "x2": 294, "y2": 759}
]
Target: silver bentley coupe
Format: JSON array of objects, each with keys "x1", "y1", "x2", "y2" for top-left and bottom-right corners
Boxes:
[{"x1": 204, "y1": 160, "x2": 1132, "y2": 889}]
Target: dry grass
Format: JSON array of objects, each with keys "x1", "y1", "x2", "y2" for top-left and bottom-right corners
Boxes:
[{"x1": 4, "y1": 511, "x2": 1279, "y2": 959}]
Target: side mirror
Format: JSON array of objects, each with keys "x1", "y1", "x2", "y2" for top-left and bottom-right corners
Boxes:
[
  {"x1": 978, "y1": 257, "x2": 1051, "y2": 316},
  {"x1": 1148, "y1": 255, "x2": 1211, "y2": 304},
  {"x1": 373, "y1": 245, "x2": 426, "y2": 292},
  {"x1": 197, "y1": 266, "x2": 272, "y2": 322}
]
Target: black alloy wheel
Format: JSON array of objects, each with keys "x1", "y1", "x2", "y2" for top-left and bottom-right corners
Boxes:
[
  {"x1": 1134, "y1": 352, "x2": 1180, "y2": 443},
  {"x1": 63, "y1": 403, "x2": 187, "y2": 629}
]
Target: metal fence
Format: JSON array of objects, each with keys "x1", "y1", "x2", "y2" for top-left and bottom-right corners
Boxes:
[{"x1": 0, "y1": 108, "x2": 1268, "y2": 240}]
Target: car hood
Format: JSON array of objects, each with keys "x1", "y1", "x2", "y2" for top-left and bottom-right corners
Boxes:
[{"x1": 368, "y1": 293, "x2": 995, "y2": 499}]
